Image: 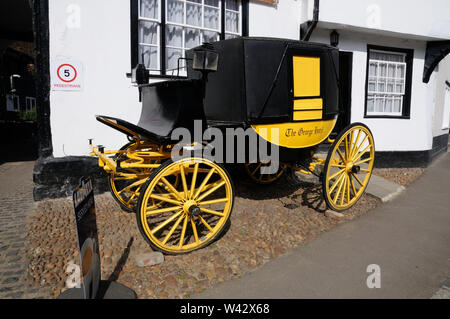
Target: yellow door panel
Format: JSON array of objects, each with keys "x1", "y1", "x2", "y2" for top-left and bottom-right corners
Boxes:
[
  {"x1": 251, "y1": 119, "x2": 337, "y2": 149},
  {"x1": 293, "y1": 98, "x2": 323, "y2": 110},
  {"x1": 292, "y1": 56, "x2": 321, "y2": 97},
  {"x1": 293, "y1": 110, "x2": 322, "y2": 121}
]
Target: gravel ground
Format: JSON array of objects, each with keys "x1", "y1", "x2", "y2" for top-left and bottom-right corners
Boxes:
[
  {"x1": 24, "y1": 166, "x2": 385, "y2": 299},
  {"x1": 372, "y1": 168, "x2": 425, "y2": 187}
]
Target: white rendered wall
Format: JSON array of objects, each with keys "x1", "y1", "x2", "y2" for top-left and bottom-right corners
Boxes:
[
  {"x1": 311, "y1": 29, "x2": 433, "y2": 152},
  {"x1": 49, "y1": 0, "x2": 140, "y2": 158},
  {"x1": 48, "y1": 0, "x2": 305, "y2": 158},
  {"x1": 316, "y1": 0, "x2": 450, "y2": 41},
  {"x1": 248, "y1": 0, "x2": 302, "y2": 40},
  {"x1": 47, "y1": 0, "x2": 443, "y2": 156}
]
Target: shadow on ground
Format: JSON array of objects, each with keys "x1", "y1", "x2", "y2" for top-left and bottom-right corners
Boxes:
[{"x1": 226, "y1": 164, "x2": 327, "y2": 213}]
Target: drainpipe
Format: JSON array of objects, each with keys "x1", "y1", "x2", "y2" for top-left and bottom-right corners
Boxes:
[{"x1": 300, "y1": 0, "x2": 319, "y2": 41}]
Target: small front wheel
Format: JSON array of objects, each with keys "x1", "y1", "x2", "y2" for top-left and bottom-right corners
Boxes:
[
  {"x1": 108, "y1": 141, "x2": 160, "y2": 212},
  {"x1": 244, "y1": 161, "x2": 284, "y2": 184},
  {"x1": 323, "y1": 123, "x2": 375, "y2": 211},
  {"x1": 136, "y1": 157, "x2": 234, "y2": 254}
]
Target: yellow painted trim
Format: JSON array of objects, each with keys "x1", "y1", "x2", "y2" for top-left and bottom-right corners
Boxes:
[
  {"x1": 323, "y1": 124, "x2": 375, "y2": 211},
  {"x1": 293, "y1": 98, "x2": 323, "y2": 110},
  {"x1": 292, "y1": 56, "x2": 321, "y2": 97},
  {"x1": 251, "y1": 119, "x2": 337, "y2": 149},
  {"x1": 293, "y1": 110, "x2": 322, "y2": 121},
  {"x1": 139, "y1": 157, "x2": 233, "y2": 254}
]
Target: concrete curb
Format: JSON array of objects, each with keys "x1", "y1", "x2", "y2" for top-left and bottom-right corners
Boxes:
[
  {"x1": 379, "y1": 185, "x2": 405, "y2": 203},
  {"x1": 365, "y1": 174, "x2": 405, "y2": 203}
]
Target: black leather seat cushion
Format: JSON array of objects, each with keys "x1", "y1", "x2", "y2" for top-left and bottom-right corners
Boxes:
[{"x1": 96, "y1": 79, "x2": 206, "y2": 145}]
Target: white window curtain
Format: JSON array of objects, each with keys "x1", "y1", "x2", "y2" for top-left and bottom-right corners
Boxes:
[
  {"x1": 366, "y1": 50, "x2": 407, "y2": 116},
  {"x1": 138, "y1": 0, "x2": 242, "y2": 74},
  {"x1": 139, "y1": 0, "x2": 160, "y2": 72}
]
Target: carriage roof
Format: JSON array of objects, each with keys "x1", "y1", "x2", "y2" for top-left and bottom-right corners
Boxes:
[{"x1": 187, "y1": 37, "x2": 340, "y2": 126}]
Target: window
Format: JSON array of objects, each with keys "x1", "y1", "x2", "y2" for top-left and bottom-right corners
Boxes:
[
  {"x1": 133, "y1": 0, "x2": 247, "y2": 77},
  {"x1": 6, "y1": 95, "x2": 20, "y2": 112},
  {"x1": 364, "y1": 45, "x2": 413, "y2": 118},
  {"x1": 26, "y1": 97, "x2": 36, "y2": 111},
  {"x1": 138, "y1": 0, "x2": 160, "y2": 73}
]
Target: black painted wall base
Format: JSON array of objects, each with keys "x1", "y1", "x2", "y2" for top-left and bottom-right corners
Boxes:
[
  {"x1": 374, "y1": 151, "x2": 430, "y2": 168},
  {"x1": 32, "y1": 134, "x2": 449, "y2": 201},
  {"x1": 33, "y1": 156, "x2": 110, "y2": 201},
  {"x1": 374, "y1": 134, "x2": 448, "y2": 168}
]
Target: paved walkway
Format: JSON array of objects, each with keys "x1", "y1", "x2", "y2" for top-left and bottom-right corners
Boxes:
[
  {"x1": 0, "y1": 161, "x2": 48, "y2": 298},
  {"x1": 196, "y1": 152, "x2": 450, "y2": 299}
]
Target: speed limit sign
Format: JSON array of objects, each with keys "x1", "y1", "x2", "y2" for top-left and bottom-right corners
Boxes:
[
  {"x1": 51, "y1": 60, "x2": 83, "y2": 91},
  {"x1": 57, "y1": 64, "x2": 77, "y2": 83}
]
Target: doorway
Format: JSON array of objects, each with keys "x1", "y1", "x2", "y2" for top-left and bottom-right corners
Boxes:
[
  {"x1": 0, "y1": 0, "x2": 38, "y2": 163},
  {"x1": 332, "y1": 51, "x2": 353, "y2": 135}
]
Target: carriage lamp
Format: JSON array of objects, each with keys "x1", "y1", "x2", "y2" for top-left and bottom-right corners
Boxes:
[
  {"x1": 193, "y1": 43, "x2": 219, "y2": 72},
  {"x1": 131, "y1": 63, "x2": 149, "y2": 85},
  {"x1": 330, "y1": 30, "x2": 340, "y2": 47}
]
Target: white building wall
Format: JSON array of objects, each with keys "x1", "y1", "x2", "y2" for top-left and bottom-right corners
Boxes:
[
  {"x1": 317, "y1": 0, "x2": 450, "y2": 40},
  {"x1": 48, "y1": 0, "x2": 307, "y2": 158},
  {"x1": 47, "y1": 0, "x2": 447, "y2": 157},
  {"x1": 49, "y1": 0, "x2": 139, "y2": 158},
  {"x1": 310, "y1": 28, "x2": 432, "y2": 152},
  {"x1": 248, "y1": 0, "x2": 302, "y2": 40}
]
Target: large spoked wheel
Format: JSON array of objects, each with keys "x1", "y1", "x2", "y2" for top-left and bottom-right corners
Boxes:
[
  {"x1": 244, "y1": 161, "x2": 284, "y2": 184},
  {"x1": 136, "y1": 157, "x2": 235, "y2": 255},
  {"x1": 108, "y1": 142, "x2": 160, "y2": 212},
  {"x1": 323, "y1": 123, "x2": 375, "y2": 211}
]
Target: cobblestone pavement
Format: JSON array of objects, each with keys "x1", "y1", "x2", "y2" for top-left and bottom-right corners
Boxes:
[
  {"x1": 0, "y1": 162, "x2": 428, "y2": 299},
  {"x1": 26, "y1": 168, "x2": 381, "y2": 299},
  {"x1": 431, "y1": 279, "x2": 450, "y2": 299},
  {"x1": 0, "y1": 161, "x2": 50, "y2": 299}
]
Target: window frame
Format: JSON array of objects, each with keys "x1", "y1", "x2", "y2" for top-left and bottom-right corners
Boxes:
[
  {"x1": 6, "y1": 94, "x2": 19, "y2": 112},
  {"x1": 26, "y1": 97, "x2": 36, "y2": 111},
  {"x1": 137, "y1": 0, "x2": 161, "y2": 74},
  {"x1": 364, "y1": 44, "x2": 414, "y2": 119},
  {"x1": 131, "y1": 0, "x2": 249, "y2": 78}
]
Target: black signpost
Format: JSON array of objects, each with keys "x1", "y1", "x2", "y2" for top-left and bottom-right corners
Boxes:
[{"x1": 58, "y1": 177, "x2": 136, "y2": 299}]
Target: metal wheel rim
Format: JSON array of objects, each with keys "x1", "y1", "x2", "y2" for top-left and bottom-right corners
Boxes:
[
  {"x1": 139, "y1": 157, "x2": 234, "y2": 254},
  {"x1": 324, "y1": 125, "x2": 375, "y2": 211}
]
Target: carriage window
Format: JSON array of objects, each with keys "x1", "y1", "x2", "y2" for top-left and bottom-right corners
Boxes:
[
  {"x1": 366, "y1": 50, "x2": 407, "y2": 116},
  {"x1": 136, "y1": 0, "x2": 243, "y2": 76}
]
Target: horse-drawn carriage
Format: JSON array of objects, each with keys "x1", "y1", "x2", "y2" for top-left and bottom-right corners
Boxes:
[{"x1": 90, "y1": 37, "x2": 375, "y2": 254}]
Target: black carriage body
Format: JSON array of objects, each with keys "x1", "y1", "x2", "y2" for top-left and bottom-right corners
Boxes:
[
  {"x1": 187, "y1": 37, "x2": 340, "y2": 126},
  {"x1": 97, "y1": 37, "x2": 340, "y2": 162}
]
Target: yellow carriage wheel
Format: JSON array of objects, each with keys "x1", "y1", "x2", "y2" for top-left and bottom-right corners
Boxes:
[
  {"x1": 244, "y1": 161, "x2": 284, "y2": 184},
  {"x1": 323, "y1": 123, "x2": 375, "y2": 211},
  {"x1": 136, "y1": 157, "x2": 235, "y2": 255},
  {"x1": 108, "y1": 142, "x2": 162, "y2": 212}
]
